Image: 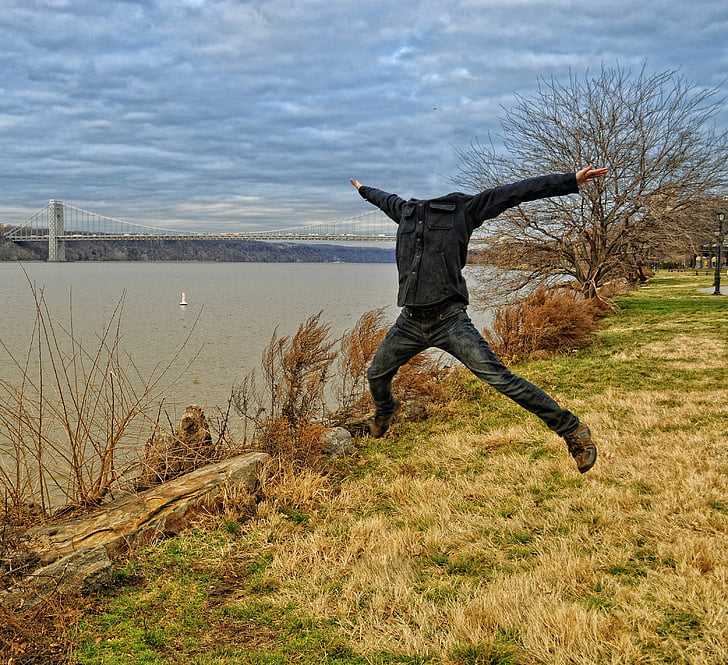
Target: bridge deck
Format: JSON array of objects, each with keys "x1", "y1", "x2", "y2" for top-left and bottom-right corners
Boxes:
[{"x1": 9, "y1": 234, "x2": 398, "y2": 242}]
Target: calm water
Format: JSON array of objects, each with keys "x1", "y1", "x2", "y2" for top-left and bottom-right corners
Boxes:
[{"x1": 0, "y1": 261, "x2": 493, "y2": 415}]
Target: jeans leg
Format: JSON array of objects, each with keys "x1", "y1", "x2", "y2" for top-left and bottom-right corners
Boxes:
[
  {"x1": 436, "y1": 312, "x2": 579, "y2": 435},
  {"x1": 367, "y1": 316, "x2": 428, "y2": 416}
]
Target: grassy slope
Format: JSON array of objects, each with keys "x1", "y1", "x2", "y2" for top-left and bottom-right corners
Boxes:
[{"x1": 73, "y1": 273, "x2": 728, "y2": 665}]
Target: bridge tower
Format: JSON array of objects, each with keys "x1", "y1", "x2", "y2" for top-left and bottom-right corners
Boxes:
[{"x1": 48, "y1": 199, "x2": 65, "y2": 262}]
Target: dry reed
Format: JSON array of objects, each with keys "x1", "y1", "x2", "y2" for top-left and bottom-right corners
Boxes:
[
  {"x1": 232, "y1": 312, "x2": 337, "y2": 473},
  {"x1": 0, "y1": 270, "x2": 203, "y2": 517}
]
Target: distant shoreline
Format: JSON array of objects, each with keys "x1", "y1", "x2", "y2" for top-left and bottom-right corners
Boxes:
[{"x1": 0, "y1": 238, "x2": 395, "y2": 263}]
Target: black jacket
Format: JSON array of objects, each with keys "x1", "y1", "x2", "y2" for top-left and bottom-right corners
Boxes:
[{"x1": 359, "y1": 172, "x2": 580, "y2": 307}]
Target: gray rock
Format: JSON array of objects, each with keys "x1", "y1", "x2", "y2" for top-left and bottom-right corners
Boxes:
[{"x1": 322, "y1": 427, "x2": 355, "y2": 458}]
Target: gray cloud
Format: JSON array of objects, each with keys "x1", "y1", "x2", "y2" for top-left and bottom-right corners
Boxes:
[{"x1": 0, "y1": 0, "x2": 726, "y2": 230}]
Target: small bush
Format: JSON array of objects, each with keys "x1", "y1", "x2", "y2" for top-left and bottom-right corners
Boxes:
[
  {"x1": 484, "y1": 286, "x2": 602, "y2": 364},
  {"x1": 596, "y1": 278, "x2": 631, "y2": 305},
  {"x1": 232, "y1": 312, "x2": 337, "y2": 471},
  {"x1": 334, "y1": 309, "x2": 388, "y2": 419},
  {"x1": 392, "y1": 346, "x2": 449, "y2": 405}
]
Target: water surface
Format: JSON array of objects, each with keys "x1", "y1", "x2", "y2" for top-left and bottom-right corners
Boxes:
[{"x1": 1, "y1": 261, "x2": 493, "y2": 414}]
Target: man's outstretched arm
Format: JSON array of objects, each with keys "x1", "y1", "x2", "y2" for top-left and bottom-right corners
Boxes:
[
  {"x1": 465, "y1": 165, "x2": 608, "y2": 230},
  {"x1": 351, "y1": 178, "x2": 406, "y2": 224}
]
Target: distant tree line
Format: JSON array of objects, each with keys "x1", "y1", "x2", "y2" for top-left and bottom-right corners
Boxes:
[{"x1": 0, "y1": 231, "x2": 394, "y2": 264}]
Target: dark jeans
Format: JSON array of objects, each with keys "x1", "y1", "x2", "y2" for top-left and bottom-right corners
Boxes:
[{"x1": 367, "y1": 304, "x2": 579, "y2": 436}]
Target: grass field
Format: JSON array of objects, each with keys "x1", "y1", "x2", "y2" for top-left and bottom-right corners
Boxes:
[{"x1": 72, "y1": 272, "x2": 728, "y2": 664}]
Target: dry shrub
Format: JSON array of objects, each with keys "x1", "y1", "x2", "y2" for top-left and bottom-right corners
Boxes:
[
  {"x1": 334, "y1": 309, "x2": 388, "y2": 420},
  {"x1": 232, "y1": 312, "x2": 337, "y2": 471},
  {"x1": 392, "y1": 348, "x2": 449, "y2": 406},
  {"x1": 484, "y1": 286, "x2": 602, "y2": 364},
  {"x1": 596, "y1": 277, "x2": 632, "y2": 304},
  {"x1": 0, "y1": 272, "x2": 203, "y2": 516},
  {"x1": 257, "y1": 419, "x2": 328, "y2": 474}
]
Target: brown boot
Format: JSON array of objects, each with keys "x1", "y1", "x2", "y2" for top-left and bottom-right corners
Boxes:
[
  {"x1": 367, "y1": 398, "x2": 401, "y2": 438},
  {"x1": 341, "y1": 399, "x2": 401, "y2": 438},
  {"x1": 563, "y1": 423, "x2": 597, "y2": 473}
]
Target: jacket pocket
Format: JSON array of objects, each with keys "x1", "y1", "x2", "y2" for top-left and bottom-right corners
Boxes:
[
  {"x1": 427, "y1": 202, "x2": 455, "y2": 229},
  {"x1": 399, "y1": 203, "x2": 417, "y2": 233}
]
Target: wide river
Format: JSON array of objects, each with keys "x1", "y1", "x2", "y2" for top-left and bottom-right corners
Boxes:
[{"x1": 1, "y1": 261, "x2": 494, "y2": 416}]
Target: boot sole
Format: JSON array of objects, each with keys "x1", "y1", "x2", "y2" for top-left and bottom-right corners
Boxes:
[{"x1": 577, "y1": 446, "x2": 598, "y2": 474}]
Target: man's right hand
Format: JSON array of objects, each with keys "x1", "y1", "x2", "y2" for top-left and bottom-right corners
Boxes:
[
  {"x1": 350, "y1": 178, "x2": 363, "y2": 191},
  {"x1": 575, "y1": 165, "x2": 608, "y2": 186}
]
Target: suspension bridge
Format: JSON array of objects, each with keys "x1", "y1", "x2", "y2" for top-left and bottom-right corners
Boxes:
[
  {"x1": 1, "y1": 199, "x2": 489, "y2": 262},
  {"x1": 0, "y1": 200, "x2": 404, "y2": 262}
]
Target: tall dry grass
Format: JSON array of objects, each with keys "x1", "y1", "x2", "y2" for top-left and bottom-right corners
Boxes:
[{"x1": 224, "y1": 384, "x2": 728, "y2": 663}]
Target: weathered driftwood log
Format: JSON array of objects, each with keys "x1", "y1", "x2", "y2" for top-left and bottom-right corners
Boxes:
[
  {"x1": 1, "y1": 546, "x2": 113, "y2": 611},
  {"x1": 27, "y1": 451, "x2": 270, "y2": 563},
  {"x1": 2, "y1": 451, "x2": 269, "y2": 610}
]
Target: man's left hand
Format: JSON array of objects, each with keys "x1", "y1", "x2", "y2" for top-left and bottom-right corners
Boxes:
[{"x1": 576, "y1": 164, "x2": 608, "y2": 186}]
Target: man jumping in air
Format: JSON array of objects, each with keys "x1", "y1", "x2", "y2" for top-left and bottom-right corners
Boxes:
[{"x1": 350, "y1": 165, "x2": 608, "y2": 473}]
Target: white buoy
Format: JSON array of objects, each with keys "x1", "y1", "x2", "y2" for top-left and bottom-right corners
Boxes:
[{"x1": 179, "y1": 291, "x2": 188, "y2": 306}]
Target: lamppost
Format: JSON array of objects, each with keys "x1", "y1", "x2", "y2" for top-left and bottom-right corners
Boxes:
[{"x1": 714, "y1": 211, "x2": 725, "y2": 295}]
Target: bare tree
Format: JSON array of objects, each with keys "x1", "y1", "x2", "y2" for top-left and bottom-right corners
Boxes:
[
  {"x1": 457, "y1": 63, "x2": 728, "y2": 298},
  {"x1": 645, "y1": 194, "x2": 728, "y2": 266}
]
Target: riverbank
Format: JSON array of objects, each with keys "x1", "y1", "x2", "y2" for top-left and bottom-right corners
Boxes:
[
  {"x1": 0, "y1": 237, "x2": 395, "y2": 263},
  {"x1": 56, "y1": 273, "x2": 728, "y2": 662}
]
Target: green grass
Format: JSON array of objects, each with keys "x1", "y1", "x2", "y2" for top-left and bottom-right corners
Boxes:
[
  {"x1": 74, "y1": 534, "x2": 433, "y2": 664},
  {"x1": 70, "y1": 272, "x2": 728, "y2": 664},
  {"x1": 448, "y1": 628, "x2": 523, "y2": 665},
  {"x1": 657, "y1": 609, "x2": 703, "y2": 641}
]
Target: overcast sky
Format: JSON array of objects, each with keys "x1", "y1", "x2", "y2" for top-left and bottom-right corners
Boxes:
[{"x1": 1, "y1": 0, "x2": 726, "y2": 231}]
